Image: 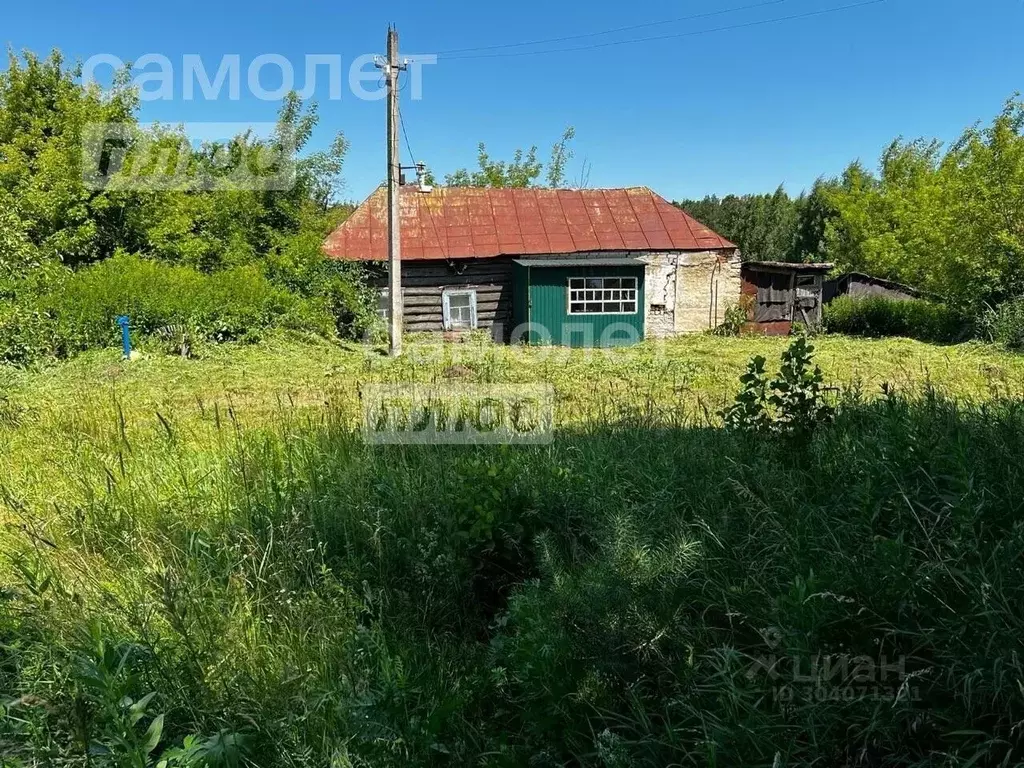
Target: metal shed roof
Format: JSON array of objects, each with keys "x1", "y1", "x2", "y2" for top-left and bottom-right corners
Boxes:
[
  {"x1": 323, "y1": 186, "x2": 736, "y2": 262},
  {"x1": 744, "y1": 261, "x2": 835, "y2": 272}
]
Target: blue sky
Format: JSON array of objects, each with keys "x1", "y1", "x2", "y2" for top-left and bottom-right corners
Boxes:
[{"x1": 4, "y1": 0, "x2": 1023, "y2": 203}]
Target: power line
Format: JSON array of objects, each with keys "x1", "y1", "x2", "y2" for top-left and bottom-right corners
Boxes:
[
  {"x1": 440, "y1": 0, "x2": 885, "y2": 60},
  {"x1": 434, "y1": 0, "x2": 790, "y2": 55},
  {"x1": 396, "y1": 104, "x2": 453, "y2": 263},
  {"x1": 398, "y1": 102, "x2": 417, "y2": 166}
]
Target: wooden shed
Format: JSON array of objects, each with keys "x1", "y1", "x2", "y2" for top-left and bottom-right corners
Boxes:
[{"x1": 740, "y1": 261, "x2": 834, "y2": 335}]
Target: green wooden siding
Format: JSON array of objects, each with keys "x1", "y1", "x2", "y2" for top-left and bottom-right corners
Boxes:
[
  {"x1": 512, "y1": 263, "x2": 645, "y2": 347},
  {"x1": 512, "y1": 263, "x2": 530, "y2": 342}
]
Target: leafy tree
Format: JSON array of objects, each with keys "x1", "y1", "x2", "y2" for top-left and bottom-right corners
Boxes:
[
  {"x1": 303, "y1": 133, "x2": 352, "y2": 214},
  {"x1": 0, "y1": 49, "x2": 137, "y2": 268},
  {"x1": 545, "y1": 126, "x2": 576, "y2": 188},
  {"x1": 820, "y1": 96, "x2": 1024, "y2": 309},
  {"x1": 0, "y1": 203, "x2": 41, "y2": 299},
  {"x1": 444, "y1": 127, "x2": 577, "y2": 188},
  {"x1": 792, "y1": 179, "x2": 838, "y2": 261},
  {"x1": 445, "y1": 144, "x2": 542, "y2": 188},
  {"x1": 101, "y1": 93, "x2": 351, "y2": 272},
  {"x1": 0, "y1": 50, "x2": 353, "y2": 277},
  {"x1": 0, "y1": 47, "x2": 370, "y2": 363}
]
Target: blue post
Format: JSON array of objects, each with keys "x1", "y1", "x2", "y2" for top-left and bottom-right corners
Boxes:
[{"x1": 116, "y1": 316, "x2": 132, "y2": 359}]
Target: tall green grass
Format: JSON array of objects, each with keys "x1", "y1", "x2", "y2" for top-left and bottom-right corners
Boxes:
[
  {"x1": 823, "y1": 295, "x2": 969, "y2": 343},
  {"x1": 0, "y1": 253, "x2": 340, "y2": 365},
  {"x1": 3, "y1": 355, "x2": 1024, "y2": 765}
]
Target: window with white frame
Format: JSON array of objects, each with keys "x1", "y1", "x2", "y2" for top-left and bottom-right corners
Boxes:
[
  {"x1": 568, "y1": 277, "x2": 638, "y2": 315},
  {"x1": 442, "y1": 289, "x2": 478, "y2": 330}
]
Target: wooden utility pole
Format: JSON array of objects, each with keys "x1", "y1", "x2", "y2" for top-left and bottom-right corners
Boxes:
[{"x1": 382, "y1": 26, "x2": 405, "y2": 356}]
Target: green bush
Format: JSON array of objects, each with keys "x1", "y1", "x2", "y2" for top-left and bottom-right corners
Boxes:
[
  {"x1": 264, "y1": 226, "x2": 379, "y2": 339},
  {"x1": 4, "y1": 253, "x2": 339, "y2": 362},
  {"x1": 711, "y1": 295, "x2": 754, "y2": 337},
  {"x1": 0, "y1": 302, "x2": 54, "y2": 366},
  {"x1": 980, "y1": 296, "x2": 1024, "y2": 350},
  {"x1": 722, "y1": 335, "x2": 833, "y2": 435},
  {"x1": 823, "y1": 294, "x2": 968, "y2": 342}
]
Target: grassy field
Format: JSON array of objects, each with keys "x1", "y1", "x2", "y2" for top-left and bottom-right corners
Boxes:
[
  {"x1": 3, "y1": 334, "x2": 1024, "y2": 767},
  {"x1": 4, "y1": 331, "x2": 1023, "y2": 424}
]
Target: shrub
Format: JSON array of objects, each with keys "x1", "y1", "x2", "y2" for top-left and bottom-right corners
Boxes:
[
  {"x1": 5, "y1": 253, "x2": 338, "y2": 362},
  {"x1": 823, "y1": 294, "x2": 968, "y2": 342},
  {"x1": 0, "y1": 302, "x2": 55, "y2": 366},
  {"x1": 264, "y1": 225, "x2": 379, "y2": 339},
  {"x1": 712, "y1": 295, "x2": 754, "y2": 337},
  {"x1": 980, "y1": 296, "x2": 1024, "y2": 350},
  {"x1": 722, "y1": 334, "x2": 833, "y2": 435}
]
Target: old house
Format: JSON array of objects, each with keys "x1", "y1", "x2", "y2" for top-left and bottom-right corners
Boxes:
[
  {"x1": 740, "y1": 261, "x2": 834, "y2": 335},
  {"x1": 323, "y1": 186, "x2": 740, "y2": 347}
]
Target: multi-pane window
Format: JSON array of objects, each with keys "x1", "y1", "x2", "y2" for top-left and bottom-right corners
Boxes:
[
  {"x1": 442, "y1": 289, "x2": 478, "y2": 330},
  {"x1": 568, "y1": 277, "x2": 638, "y2": 315}
]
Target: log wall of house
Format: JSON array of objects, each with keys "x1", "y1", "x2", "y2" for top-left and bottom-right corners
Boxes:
[{"x1": 369, "y1": 259, "x2": 515, "y2": 339}]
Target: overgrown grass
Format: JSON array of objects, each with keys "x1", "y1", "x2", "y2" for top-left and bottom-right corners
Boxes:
[
  {"x1": 980, "y1": 295, "x2": 1024, "y2": 350},
  {"x1": 823, "y1": 295, "x2": 970, "y2": 343},
  {"x1": 0, "y1": 253, "x2": 348, "y2": 366},
  {"x1": 3, "y1": 335, "x2": 1024, "y2": 766}
]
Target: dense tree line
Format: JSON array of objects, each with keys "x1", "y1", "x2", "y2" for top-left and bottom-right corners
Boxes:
[
  {"x1": 676, "y1": 96, "x2": 1024, "y2": 315},
  {"x1": 674, "y1": 184, "x2": 833, "y2": 264}
]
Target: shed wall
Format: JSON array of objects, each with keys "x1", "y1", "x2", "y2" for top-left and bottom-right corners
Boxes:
[{"x1": 740, "y1": 265, "x2": 827, "y2": 332}]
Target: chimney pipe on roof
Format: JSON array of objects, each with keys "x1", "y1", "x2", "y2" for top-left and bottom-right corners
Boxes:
[{"x1": 416, "y1": 162, "x2": 432, "y2": 193}]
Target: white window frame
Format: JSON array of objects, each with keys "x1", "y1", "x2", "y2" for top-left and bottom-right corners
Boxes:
[
  {"x1": 442, "y1": 288, "x2": 478, "y2": 330},
  {"x1": 567, "y1": 276, "x2": 639, "y2": 316}
]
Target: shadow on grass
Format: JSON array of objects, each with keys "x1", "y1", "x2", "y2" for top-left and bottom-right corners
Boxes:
[{"x1": 5, "y1": 393, "x2": 1024, "y2": 765}]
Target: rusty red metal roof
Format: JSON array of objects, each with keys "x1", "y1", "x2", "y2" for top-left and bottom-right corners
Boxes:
[{"x1": 323, "y1": 186, "x2": 735, "y2": 261}]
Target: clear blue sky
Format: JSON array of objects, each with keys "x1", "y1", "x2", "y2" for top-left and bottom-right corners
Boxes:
[{"x1": 3, "y1": 0, "x2": 1023, "y2": 203}]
